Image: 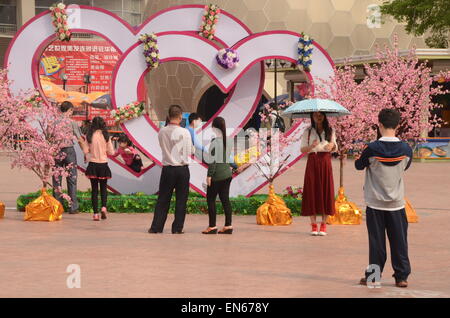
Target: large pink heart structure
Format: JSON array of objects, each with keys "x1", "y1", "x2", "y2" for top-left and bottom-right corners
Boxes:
[{"x1": 4, "y1": 5, "x2": 334, "y2": 197}]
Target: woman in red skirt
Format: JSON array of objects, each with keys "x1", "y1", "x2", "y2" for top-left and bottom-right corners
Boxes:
[{"x1": 300, "y1": 112, "x2": 337, "y2": 236}]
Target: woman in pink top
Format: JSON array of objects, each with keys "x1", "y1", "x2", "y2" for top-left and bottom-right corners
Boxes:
[{"x1": 81, "y1": 116, "x2": 115, "y2": 221}]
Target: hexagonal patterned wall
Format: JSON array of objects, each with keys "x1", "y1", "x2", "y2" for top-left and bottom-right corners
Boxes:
[{"x1": 143, "y1": 0, "x2": 429, "y2": 121}]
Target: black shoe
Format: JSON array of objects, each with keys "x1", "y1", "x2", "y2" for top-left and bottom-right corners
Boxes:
[
  {"x1": 172, "y1": 231, "x2": 185, "y2": 234},
  {"x1": 202, "y1": 227, "x2": 218, "y2": 234},
  {"x1": 218, "y1": 227, "x2": 233, "y2": 234},
  {"x1": 148, "y1": 229, "x2": 161, "y2": 234}
]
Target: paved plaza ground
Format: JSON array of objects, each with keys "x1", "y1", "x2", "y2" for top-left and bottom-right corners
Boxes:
[{"x1": 0, "y1": 154, "x2": 449, "y2": 298}]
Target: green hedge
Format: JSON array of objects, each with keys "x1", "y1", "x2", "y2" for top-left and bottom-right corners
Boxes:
[{"x1": 16, "y1": 190, "x2": 302, "y2": 215}]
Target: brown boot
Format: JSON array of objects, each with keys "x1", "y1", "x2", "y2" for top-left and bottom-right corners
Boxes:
[{"x1": 395, "y1": 280, "x2": 408, "y2": 288}]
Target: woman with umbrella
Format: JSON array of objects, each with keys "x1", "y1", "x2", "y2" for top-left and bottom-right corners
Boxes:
[{"x1": 284, "y1": 99, "x2": 350, "y2": 236}]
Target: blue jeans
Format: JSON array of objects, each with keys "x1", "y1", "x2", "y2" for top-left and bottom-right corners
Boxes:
[{"x1": 52, "y1": 146, "x2": 79, "y2": 212}]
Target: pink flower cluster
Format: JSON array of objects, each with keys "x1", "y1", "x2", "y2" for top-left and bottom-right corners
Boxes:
[
  {"x1": 111, "y1": 101, "x2": 146, "y2": 124},
  {"x1": 50, "y1": 3, "x2": 71, "y2": 42},
  {"x1": 0, "y1": 68, "x2": 74, "y2": 203},
  {"x1": 283, "y1": 185, "x2": 303, "y2": 199},
  {"x1": 199, "y1": 4, "x2": 220, "y2": 40}
]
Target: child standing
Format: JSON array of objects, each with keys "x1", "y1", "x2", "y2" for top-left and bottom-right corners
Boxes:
[
  {"x1": 355, "y1": 108, "x2": 412, "y2": 288},
  {"x1": 81, "y1": 116, "x2": 115, "y2": 221},
  {"x1": 112, "y1": 134, "x2": 143, "y2": 173}
]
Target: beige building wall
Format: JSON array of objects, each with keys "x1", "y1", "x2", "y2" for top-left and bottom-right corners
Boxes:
[{"x1": 143, "y1": 0, "x2": 430, "y2": 120}]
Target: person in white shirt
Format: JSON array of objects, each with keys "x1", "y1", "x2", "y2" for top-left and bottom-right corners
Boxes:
[
  {"x1": 300, "y1": 112, "x2": 337, "y2": 236},
  {"x1": 148, "y1": 105, "x2": 194, "y2": 234}
]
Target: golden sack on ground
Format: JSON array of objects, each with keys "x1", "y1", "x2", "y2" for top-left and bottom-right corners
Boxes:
[
  {"x1": 405, "y1": 198, "x2": 419, "y2": 223},
  {"x1": 327, "y1": 187, "x2": 362, "y2": 225},
  {"x1": 0, "y1": 201, "x2": 5, "y2": 219},
  {"x1": 24, "y1": 188, "x2": 63, "y2": 222},
  {"x1": 257, "y1": 184, "x2": 292, "y2": 226}
]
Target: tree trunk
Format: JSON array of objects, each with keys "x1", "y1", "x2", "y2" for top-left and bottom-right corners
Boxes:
[{"x1": 339, "y1": 152, "x2": 344, "y2": 188}]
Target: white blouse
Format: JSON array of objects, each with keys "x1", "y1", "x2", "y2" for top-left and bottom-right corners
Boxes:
[{"x1": 300, "y1": 127, "x2": 338, "y2": 153}]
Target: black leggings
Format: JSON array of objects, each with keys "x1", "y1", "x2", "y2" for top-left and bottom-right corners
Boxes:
[
  {"x1": 90, "y1": 178, "x2": 108, "y2": 213},
  {"x1": 207, "y1": 177, "x2": 232, "y2": 227}
]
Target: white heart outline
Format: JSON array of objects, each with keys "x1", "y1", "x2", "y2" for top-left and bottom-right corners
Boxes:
[
  {"x1": 4, "y1": 5, "x2": 265, "y2": 196},
  {"x1": 113, "y1": 30, "x2": 335, "y2": 197},
  {"x1": 4, "y1": 5, "x2": 335, "y2": 197}
]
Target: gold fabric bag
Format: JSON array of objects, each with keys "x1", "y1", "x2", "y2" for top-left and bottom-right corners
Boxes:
[
  {"x1": 405, "y1": 198, "x2": 418, "y2": 223},
  {"x1": 256, "y1": 184, "x2": 293, "y2": 226},
  {"x1": 327, "y1": 187, "x2": 362, "y2": 225},
  {"x1": 24, "y1": 188, "x2": 63, "y2": 222},
  {"x1": 0, "y1": 201, "x2": 5, "y2": 219}
]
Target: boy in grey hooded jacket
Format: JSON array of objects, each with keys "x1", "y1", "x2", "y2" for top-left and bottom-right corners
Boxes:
[{"x1": 355, "y1": 108, "x2": 412, "y2": 288}]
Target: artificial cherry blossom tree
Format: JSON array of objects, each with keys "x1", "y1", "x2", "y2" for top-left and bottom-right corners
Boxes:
[
  {"x1": 0, "y1": 68, "x2": 74, "y2": 202},
  {"x1": 314, "y1": 35, "x2": 448, "y2": 188}
]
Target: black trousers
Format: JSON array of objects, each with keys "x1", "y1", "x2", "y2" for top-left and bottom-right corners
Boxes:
[
  {"x1": 207, "y1": 177, "x2": 232, "y2": 227},
  {"x1": 365, "y1": 207, "x2": 411, "y2": 282},
  {"x1": 90, "y1": 178, "x2": 108, "y2": 214},
  {"x1": 150, "y1": 165, "x2": 190, "y2": 233}
]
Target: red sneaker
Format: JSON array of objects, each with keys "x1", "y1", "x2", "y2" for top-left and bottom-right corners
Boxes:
[
  {"x1": 318, "y1": 223, "x2": 327, "y2": 236},
  {"x1": 310, "y1": 223, "x2": 318, "y2": 236},
  {"x1": 93, "y1": 213, "x2": 100, "y2": 221}
]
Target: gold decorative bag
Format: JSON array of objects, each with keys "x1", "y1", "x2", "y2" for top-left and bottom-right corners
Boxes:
[
  {"x1": 0, "y1": 201, "x2": 5, "y2": 219},
  {"x1": 256, "y1": 184, "x2": 293, "y2": 226},
  {"x1": 24, "y1": 188, "x2": 64, "y2": 222}
]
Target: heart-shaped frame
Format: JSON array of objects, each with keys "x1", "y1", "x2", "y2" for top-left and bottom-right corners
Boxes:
[{"x1": 4, "y1": 5, "x2": 334, "y2": 197}]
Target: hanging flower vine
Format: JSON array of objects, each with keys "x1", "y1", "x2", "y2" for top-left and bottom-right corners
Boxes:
[
  {"x1": 50, "y1": 3, "x2": 71, "y2": 41},
  {"x1": 199, "y1": 4, "x2": 220, "y2": 40},
  {"x1": 297, "y1": 32, "x2": 314, "y2": 72},
  {"x1": 139, "y1": 33, "x2": 160, "y2": 70},
  {"x1": 111, "y1": 101, "x2": 146, "y2": 124}
]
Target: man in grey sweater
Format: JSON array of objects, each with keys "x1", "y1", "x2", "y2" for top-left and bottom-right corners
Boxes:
[
  {"x1": 355, "y1": 108, "x2": 413, "y2": 288},
  {"x1": 52, "y1": 101, "x2": 83, "y2": 214}
]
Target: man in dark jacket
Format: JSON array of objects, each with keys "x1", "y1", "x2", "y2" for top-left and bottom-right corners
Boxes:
[{"x1": 355, "y1": 108, "x2": 413, "y2": 288}]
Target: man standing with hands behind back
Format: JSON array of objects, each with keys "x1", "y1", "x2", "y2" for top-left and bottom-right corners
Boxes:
[{"x1": 149, "y1": 105, "x2": 194, "y2": 234}]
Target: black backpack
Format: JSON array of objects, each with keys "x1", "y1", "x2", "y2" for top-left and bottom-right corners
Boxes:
[{"x1": 272, "y1": 113, "x2": 286, "y2": 133}]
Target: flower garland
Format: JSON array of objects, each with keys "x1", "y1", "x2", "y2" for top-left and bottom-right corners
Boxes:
[
  {"x1": 139, "y1": 33, "x2": 160, "y2": 70},
  {"x1": 199, "y1": 4, "x2": 220, "y2": 40},
  {"x1": 25, "y1": 91, "x2": 43, "y2": 107},
  {"x1": 297, "y1": 32, "x2": 313, "y2": 72},
  {"x1": 50, "y1": 3, "x2": 71, "y2": 42},
  {"x1": 111, "y1": 101, "x2": 146, "y2": 124},
  {"x1": 216, "y1": 48, "x2": 239, "y2": 69},
  {"x1": 283, "y1": 185, "x2": 303, "y2": 199}
]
